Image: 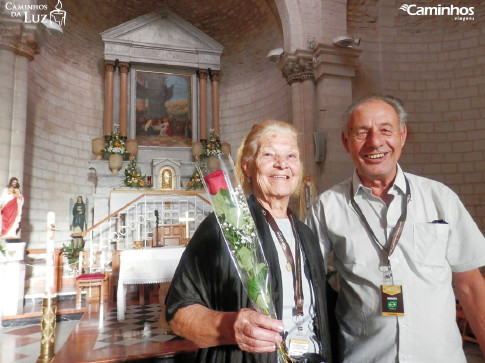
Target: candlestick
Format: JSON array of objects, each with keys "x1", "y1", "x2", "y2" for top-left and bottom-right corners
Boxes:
[{"x1": 36, "y1": 294, "x2": 57, "y2": 363}]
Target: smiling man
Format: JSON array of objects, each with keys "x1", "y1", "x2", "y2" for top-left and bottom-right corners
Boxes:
[{"x1": 306, "y1": 95, "x2": 485, "y2": 362}]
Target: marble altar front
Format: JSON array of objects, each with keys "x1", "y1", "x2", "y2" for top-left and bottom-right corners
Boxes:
[
  {"x1": 0, "y1": 242, "x2": 26, "y2": 317},
  {"x1": 89, "y1": 146, "x2": 199, "y2": 224}
]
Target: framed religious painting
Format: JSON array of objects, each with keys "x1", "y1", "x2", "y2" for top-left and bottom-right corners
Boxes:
[{"x1": 130, "y1": 67, "x2": 197, "y2": 147}]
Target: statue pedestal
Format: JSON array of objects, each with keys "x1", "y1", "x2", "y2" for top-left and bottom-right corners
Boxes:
[{"x1": 0, "y1": 242, "x2": 26, "y2": 318}]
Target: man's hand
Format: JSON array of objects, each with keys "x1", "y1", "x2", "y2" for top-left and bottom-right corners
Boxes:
[{"x1": 453, "y1": 268, "x2": 485, "y2": 358}]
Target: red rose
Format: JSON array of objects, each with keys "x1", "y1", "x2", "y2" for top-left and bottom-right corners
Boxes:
[{"x1": 204, "y1": 169, "x2": 228, "y2": 195}]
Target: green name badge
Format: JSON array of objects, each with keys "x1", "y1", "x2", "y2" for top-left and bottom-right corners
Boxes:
[{"x1": 381, "y1": 285, "x2": 405, "y2": 316}]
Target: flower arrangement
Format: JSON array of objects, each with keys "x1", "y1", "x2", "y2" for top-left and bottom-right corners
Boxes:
[
  {"x1": 185, "y1": 170, "x2": 203, "y2": 190},
  {"x1": 186, "y1": 129, "x2": 223, "y2": 190},
  {"x1": 62, "y1": 238, "x2": 85, "y2": 268},
  {"x1": 197, "y1": 153, "x2": 288, "y2": 362},
  {"x1": 201, "y1": 129, "x2": 223, "y2": 158},
  {"x1": 0, "y1": 237, "x2": 6, "y2": 257},
  {"x1": 124, "y1": 158, "x2": 147, "y2": 188},
  {"x1": 102, "y1": 126, "x2": 127, "y2": 156}
]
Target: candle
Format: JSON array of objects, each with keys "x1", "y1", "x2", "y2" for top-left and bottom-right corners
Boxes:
[
  {"x1": 221, "y1": 142, "x2": 231, "y2": 156},
  {"x1": 45, "y1": 212, "x2": 55, "y2": 295},
  {"x1": 192, "y1": 142, "x2": 203, "y2": 161}
]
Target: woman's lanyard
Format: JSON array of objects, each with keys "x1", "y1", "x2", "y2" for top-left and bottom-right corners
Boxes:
[
  {"x1": 261, "y1": 207, "x2": 304, "y2": 317},
  {"x1": 350, "y1": 176, "x2": 411, "y2": 280}
]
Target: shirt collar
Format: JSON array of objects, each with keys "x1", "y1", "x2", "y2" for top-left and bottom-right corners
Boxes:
[{"x1": 351, "y1": 164, "x2": 406, "y2": 198}]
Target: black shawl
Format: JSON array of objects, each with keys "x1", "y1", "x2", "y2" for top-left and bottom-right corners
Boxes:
[{"x1": 166, "y1": 195, "x2": 332, "y2": 362}]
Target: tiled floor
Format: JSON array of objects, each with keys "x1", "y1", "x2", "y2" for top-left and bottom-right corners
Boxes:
[
  {"x1": 0, "y1": 294, "x2": 483, "y2": 363},
  {"x1": 0, "y1": 292, "x2": 196, "y2": 363}
]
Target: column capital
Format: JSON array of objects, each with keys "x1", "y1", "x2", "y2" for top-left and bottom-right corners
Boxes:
[
  {"x1": 278, "y1": 50, "x2": 315, "y2": 86},
  {"x1": 105, "y1": 60, "x2": 116, "y2": 72},
  {"x1": 118, "y1": 62, "x2": 130, "y2": 73},
  {"x1": 210, "y1": 71, "x2": 220, "y2": 82},
  {"x1": 198, "y1": 69, "x2": 209, "y2": 80},
  {"x1": 0, "y1": 20, "x2": 40, "y2": 60}
]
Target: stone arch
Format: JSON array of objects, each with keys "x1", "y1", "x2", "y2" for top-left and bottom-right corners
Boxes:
[{"x1": 272, "y1": 0, "x2": 305, "y2": 51}]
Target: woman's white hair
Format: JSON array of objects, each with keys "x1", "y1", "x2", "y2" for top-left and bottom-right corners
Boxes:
[{"x1": 235, "y1": 120, "x2": 304, "y2": 196}]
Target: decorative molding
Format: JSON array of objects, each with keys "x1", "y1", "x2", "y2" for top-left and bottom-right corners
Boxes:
[
  {"x1": 0, "y1": 21, "x2": 40, "y2": 60},
  {"x1": 277, "y1": 45, "x2": 362, "y2": 84},
  {"x1": 101, "y1": 8, "x2": 223, "y2": 70},
  {"x1": 311, "y1": 43, "x2": 362, "y2": 81}
]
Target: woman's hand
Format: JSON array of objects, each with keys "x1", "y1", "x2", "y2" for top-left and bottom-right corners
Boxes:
[
  {"x1": 233, "y1": 308, "x2": 283, "y2": 353},
  {"x1": 169, "y1": 304, "x2": 283, "y2": 352}
]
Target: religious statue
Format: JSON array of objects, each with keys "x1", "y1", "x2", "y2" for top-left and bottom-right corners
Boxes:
[
  {"x1": 71, "y1": 196, "x2": 86, "y2": 235},
  {"x1": 0, "y1": 177, "x2": 24, "y2": 239}
]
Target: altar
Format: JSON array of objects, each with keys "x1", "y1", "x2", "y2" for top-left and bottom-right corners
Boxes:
[
  {"x1": 86, "y1": 8, "x2": 227, "y2": 259},
  {"x1": 117, "y1": 246, "x2": 185, "y2": 320}
]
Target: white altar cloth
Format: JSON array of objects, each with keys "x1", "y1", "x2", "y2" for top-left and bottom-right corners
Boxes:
[{"x1": 117, "y1": 246, "x2": 185, "y2": 320}]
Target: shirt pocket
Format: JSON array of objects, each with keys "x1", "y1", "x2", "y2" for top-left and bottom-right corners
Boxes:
[{"x1": 413, "y1": 223, "x2": 449, "y2": 267}]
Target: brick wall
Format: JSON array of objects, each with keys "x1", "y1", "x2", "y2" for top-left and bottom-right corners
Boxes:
[
  {"x1": 219, "y1": 16, "x2": 290, "y2": 157},
  {"x1": 25, "y1": 44, "x2": 103, "y2": 246},
  {"x1": 349, "y1": 1, "x2": 485, "y2": 231}
]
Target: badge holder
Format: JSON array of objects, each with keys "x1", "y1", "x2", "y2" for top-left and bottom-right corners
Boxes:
[
  {"x1": 381, "y1": 283, "x2": 404, "y2": 316},
  {"x1": 288, "y1": 314, "x2": 310, "y2": 358}
]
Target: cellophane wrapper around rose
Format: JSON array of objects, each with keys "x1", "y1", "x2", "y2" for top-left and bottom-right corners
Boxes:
[{"x1": 197, "y1": 153, "x2": 289, "y2": 362}]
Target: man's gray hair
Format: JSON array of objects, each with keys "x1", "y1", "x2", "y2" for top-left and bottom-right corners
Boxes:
[{"x1": 341, "y1": 95, "x2": 408, "y2": 135}]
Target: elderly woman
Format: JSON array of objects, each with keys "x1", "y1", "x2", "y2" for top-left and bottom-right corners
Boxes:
[{"x1": 165, "y1": 120, "x2": 332, "y2": 362}]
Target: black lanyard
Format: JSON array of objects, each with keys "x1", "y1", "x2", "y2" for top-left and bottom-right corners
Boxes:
[
  {"x1": 261, "y1": 207, "x2": 304, "y2": 317},
  {"x1": 350, "y1": 176, "x2": 411, "y2": 279}
]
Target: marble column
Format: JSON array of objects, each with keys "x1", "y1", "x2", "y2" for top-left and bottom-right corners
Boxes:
[
  {"x1": 210, "y1": 71, "x2": 220, "y2": 135},
  {"x1": 119, "y1": 62, "x2": 130, "y2": 138},
  {"x1": 0, "y1": 49, "x2": 15, "y2": 185},
  {"x1": 312, "y1": 44, "x2": 361, "y2": 191},
  {"x1": 0, "y1": 21, "x2": 39, "y2": 186},
  {"x1": 104, "y1": 61, "x2": 115, "y2": 137},
  {"x1": 198, "y1": 70, "x2": 208, "y2": 140},
  {"x1": 280, "y1": 54, "x2": 316, "y2": 185}
]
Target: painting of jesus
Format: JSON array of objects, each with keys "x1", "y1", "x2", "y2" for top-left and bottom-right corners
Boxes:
[{"x1": 135, "y1": 70, "x2": 192, "y2": 147}]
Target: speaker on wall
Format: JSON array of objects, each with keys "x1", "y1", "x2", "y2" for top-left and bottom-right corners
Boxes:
[{"x1": 314, "y1": 131, "x2": 326, "y2": 163}]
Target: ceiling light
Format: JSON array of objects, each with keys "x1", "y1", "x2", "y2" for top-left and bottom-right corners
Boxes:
[
  {"x1": 332, "y1": 35, "x2": 360, "y2": 48},
  {"x1": 41, "y1": 19, "x2": 63, "y2": 37},
  {"x1": 267, "y1": 48, "x2": 283, "y2": 63}
]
